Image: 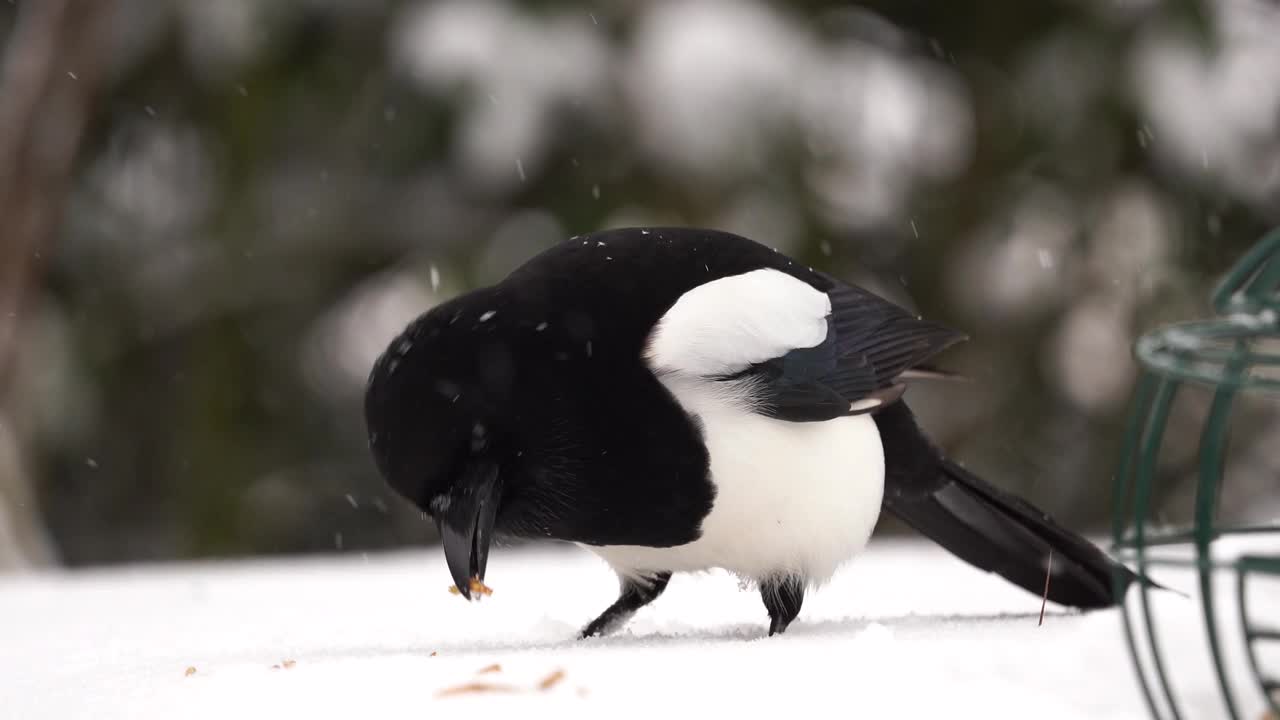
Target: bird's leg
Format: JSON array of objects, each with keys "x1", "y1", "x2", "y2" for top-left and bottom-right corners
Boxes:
[
  {"x1": 580, "y1": 571, "x2": 672, "y2": 639},
  {"x1": 760, "y1": 574, "x2": 805, "y2": 636}
]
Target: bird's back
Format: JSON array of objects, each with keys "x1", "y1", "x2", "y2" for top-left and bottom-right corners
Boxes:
[
  {"x1": 500, "y1": 227, "x2": 832, "y2": 354},
  {"x1": 473, "y1": 228, "x2": 814, "y2": 546}
]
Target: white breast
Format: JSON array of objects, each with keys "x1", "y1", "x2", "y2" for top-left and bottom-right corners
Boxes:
[{"x1": 588, "y1": 375, "x2": 886, "y2": 588}]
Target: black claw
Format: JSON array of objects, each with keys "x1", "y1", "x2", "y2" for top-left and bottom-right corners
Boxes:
[
  {"x1": 761, "y1": 574, "x2": 805, "y2": 637},
  {"x1": 580, "y1": 611, "x2": 618, "y2": 639}
]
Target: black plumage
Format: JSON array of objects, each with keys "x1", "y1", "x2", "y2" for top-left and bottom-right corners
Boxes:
[{"x1": 363, "y1": 226, "x2": 1147, "y2": 637}]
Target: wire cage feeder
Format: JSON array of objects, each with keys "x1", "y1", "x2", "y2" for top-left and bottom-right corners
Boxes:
[{"x1": 1112, "y1": 227, "x2": 1280, "y2": 719}]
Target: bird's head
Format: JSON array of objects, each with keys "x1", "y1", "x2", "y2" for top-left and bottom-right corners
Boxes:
[{"x1": 363, "y1": 296, "x2": 517, "y2": 599}]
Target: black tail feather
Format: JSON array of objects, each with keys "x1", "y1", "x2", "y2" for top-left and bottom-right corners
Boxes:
[{"x1": 885, "y1": 457, "x2": 1146, "y2": 610}]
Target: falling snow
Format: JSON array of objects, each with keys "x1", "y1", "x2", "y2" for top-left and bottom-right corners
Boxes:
[{"x1": 1037, "y1": 249, "x2": 1054, "y2": 270}]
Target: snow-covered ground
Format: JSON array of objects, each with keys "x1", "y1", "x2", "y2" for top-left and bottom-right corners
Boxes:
[{"x1": 1, "y1": 537, "x2": 1276, "y2": 719}]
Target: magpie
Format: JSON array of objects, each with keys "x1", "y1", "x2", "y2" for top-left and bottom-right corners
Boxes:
[{"x1": 363, "y1": 226, "x2": 1145, "y2": 638}]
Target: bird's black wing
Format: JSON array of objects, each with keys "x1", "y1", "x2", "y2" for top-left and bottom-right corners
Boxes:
[
  {"x1": 874, "y1": 400, "x2": 1158, "y2": 608},
  {"x1": 730, "y1": 280, "x2": 966, "y2": 423}
]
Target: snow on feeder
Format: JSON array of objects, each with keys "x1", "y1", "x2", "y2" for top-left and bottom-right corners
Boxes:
[{"x1": 1111, "y1": 226, "x2": 1280, "y2": 719}]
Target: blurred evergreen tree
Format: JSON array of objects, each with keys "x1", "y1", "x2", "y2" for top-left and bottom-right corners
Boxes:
[{"x1": 1, "y1": 0, "x2": 1275, "y2": 567}]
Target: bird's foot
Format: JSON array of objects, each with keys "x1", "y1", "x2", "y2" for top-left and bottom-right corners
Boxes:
[
  {"x1": 579, "y1": 571, "x2": 671, "y2": 639},
  {"x1": 760, "y1": 574, "x2": 805, "y2": 637}
]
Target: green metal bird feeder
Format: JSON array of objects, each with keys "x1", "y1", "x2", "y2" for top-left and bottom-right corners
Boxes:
[{"x1": 1112, "y1": 226, "x2": 1280, "y2": 719}]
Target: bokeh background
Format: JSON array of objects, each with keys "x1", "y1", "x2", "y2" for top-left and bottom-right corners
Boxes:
[{"x1": 1, "y1": 0, "x2": 1278, "y2": 571}]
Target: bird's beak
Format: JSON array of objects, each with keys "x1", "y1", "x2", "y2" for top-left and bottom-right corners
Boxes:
[{"x1": 436, "y1": 458, "x2": 501, "y2": 601}]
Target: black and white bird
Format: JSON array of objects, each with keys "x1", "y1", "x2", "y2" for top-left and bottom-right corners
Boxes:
[{"x1": 364, "y1": 226, "x2": 1144, "y2": 638}]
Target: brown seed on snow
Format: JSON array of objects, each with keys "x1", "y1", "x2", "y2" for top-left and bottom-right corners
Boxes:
[
  {"x1": 435, "y1": 682, "x2": 518, "y2": 698},
  {"x1": 184, "y1": 667, "x2": 197, "y2": 677},
  {"x1": 448, "y1": 578, "x2": 495, "y2": 596},
  {"x1": 538, "y1": 669, "x2": 566, "y2": 691}
]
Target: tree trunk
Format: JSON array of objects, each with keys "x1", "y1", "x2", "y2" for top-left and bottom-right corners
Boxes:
[{"x1": 0, "y1": 0, "x2": 114, "y2": 570}]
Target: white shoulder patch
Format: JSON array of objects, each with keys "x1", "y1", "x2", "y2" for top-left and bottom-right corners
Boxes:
[{"x1": 644, "y1": 268, "x2": 831, "y2": 376}]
